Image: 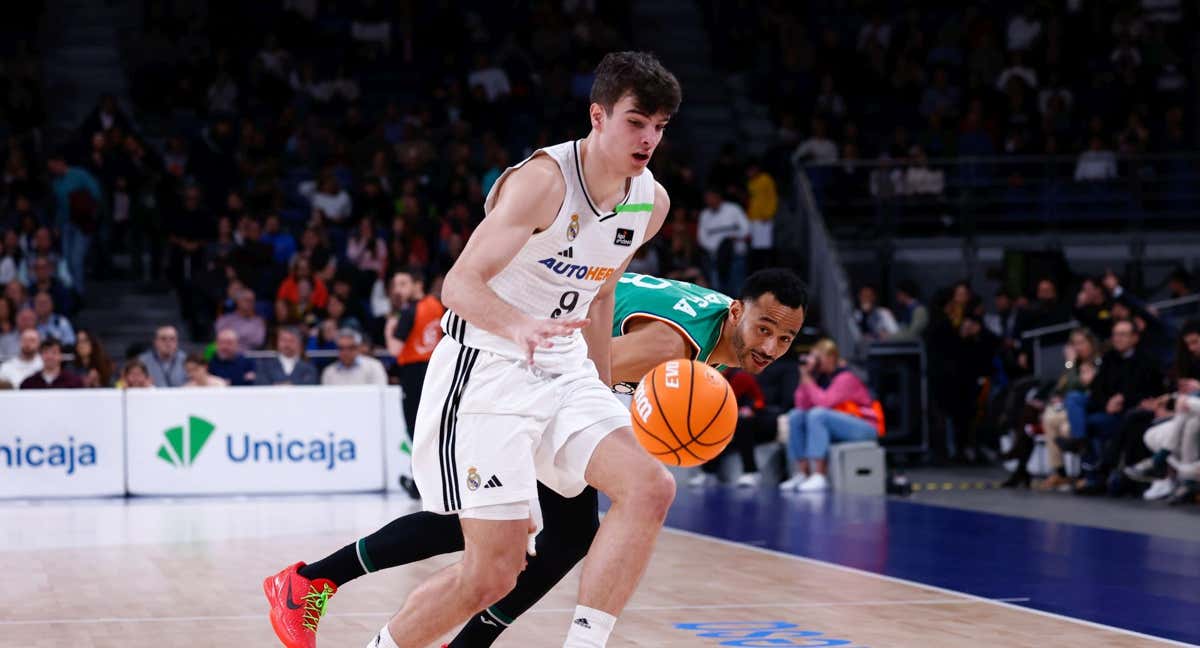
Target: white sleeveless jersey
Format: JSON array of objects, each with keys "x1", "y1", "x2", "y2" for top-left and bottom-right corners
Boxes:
[{"x1": 441, "y1": 140, "x2": 657, "y2": 374}]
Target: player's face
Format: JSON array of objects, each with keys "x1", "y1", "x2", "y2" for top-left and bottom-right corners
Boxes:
[
  {"x1": 730, "y1": 294, "x2": 805, "y2": 374},
  {"x1": 593, "y1": 94, "x2": 670, "y2": 174}
]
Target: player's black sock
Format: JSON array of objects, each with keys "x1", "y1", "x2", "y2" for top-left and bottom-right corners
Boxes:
[
  {"x1": 448, "y1": 486, "x2": 600, "y2": 648},
  {"x1": 299, "y1": 511, "x2": 464, "y2": 586}
]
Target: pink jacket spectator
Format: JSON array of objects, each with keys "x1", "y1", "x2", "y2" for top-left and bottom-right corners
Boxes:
[{"x1": 794, "y1": 369, "x2": 880, "y2": 425}]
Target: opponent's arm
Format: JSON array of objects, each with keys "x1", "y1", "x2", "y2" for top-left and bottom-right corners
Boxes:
[
  {"x1": 610, "y1": 318, "x2": 692, "y2": 384},
  {"x1": 583, "y1": 182, "x2": 671, "y2": 385},
  {"x1": 441, "y1": 157, "x2": 587, "y2": 362}
]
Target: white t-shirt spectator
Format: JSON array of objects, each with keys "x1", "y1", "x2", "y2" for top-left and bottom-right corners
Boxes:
[
  {"x1": 468, "y1": 66, "x2": 512, "y2": 102},
  {"x1": 1007, "y1": 15, "x2": 1042, "y2": 51},
  {"x1": 321, "y1": 355, "x2": 388, "y2": 386},
  {"x1": 0, "y1": 354, "x2": 43, "y2": 388},
  {"x1": 1075, "y1": 149, "x2": 1118, "y2": 181},
  {"x1": 697, "y1": 201, "x2": 750, "y2": 258},
  {"x1": 311, "y1": 191, "x2": 353, "y2": 224},
  {"x1": 792, "y1": 137, "x2": 839, "y2": 165},
  {"x1": 996, "y1": 65, "x2": 1038, "y2": 91}
]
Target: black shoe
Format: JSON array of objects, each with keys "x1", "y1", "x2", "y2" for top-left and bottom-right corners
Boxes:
[
  {"x1": 1001, "y1": 470, "x2": 1031, "y2": 489},
  {"x1": 398, "y1": 475, "x2": 420, "y2": 500},
  {"x1": 1074, "y1": 478, "x2": 1105, "y2": 496},
  {"x1": 1055, "y1": 437, "x2": 1089, "y2": 454}
]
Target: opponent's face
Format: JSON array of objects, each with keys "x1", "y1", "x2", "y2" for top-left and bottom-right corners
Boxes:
[
  {"x1": 729, "y1": 294, "x2": 805, "y2": 374},
  {"x1": 591, "y1": 94, "x2": 670, "y2": 175}
]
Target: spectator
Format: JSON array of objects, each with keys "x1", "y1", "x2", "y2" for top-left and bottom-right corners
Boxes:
[
  {"x1": 0, "y1": 297, "x2": 16, "y2": 357},
  {"x1": 46, "y1": 153, "x2": 103, "y2": 296},
  {"x1": 0, "y1": 231, "x2": 20, "y2": 285},
  {"x1": 0, "y1": 328, "x2": 42, "y2": 387},
  {"x1": 1020, "y1": 278, "x2": 1073, "y2": 333},
  {"x1": 466, "y1": 53, "x2": 512, "y2": 102},
  {"x1": 297, "y1": 226, "x2": 337, "y2": 282},
  {"x1": 1166, "y1": 268, "x2": 1194, "y2": 300},
  {"x1": 696, "y1": 188, "x2": 749, "y2": 295},
  {"x1": 1006, "y1": 6, "x2": 1042, "y2": 52},
  {"x1": 321, "y1": 328, "x2": 387, "y2": 385},
  {"x1": 888, "y1": 280, "x2": 929, "y2": 341},
  {"x1": 1061, "y1": 319, "x2": 1164, "y2": 493},
  {"x1": 1074, "y1": 135, "x2": 1118, "y2": 181},
  {"x1": 277, "y1": 256, "x2": 329, "y2": 313},
  {"x1": 995, "y1": 52, "x2": 1038, "y2": 92},
  {"x1": 119, "y1": 359, "x2": 154, "y2": 388},
  {"x1": 1035, "y1": 329, "x2": 1102, "y2": 491},
  {"x1": 71, "y1": 329, "x2": 115, "y2": 388},
  {"x1": 325, "y1": 293, "x2": 363, "y2": 332},
  {"x1": 1074, "y1": 276, "x2": 1113, "y2": 339},
  {"x1": 781, "y1": 339, "x2": 882, "y2": 492},
  {"x1": 853, "y1": 284, "x2": 898, "y2": 340},
  {"x1": 984, "y1": 289, "x2": 1023, "y2": 344},
  {"x1": 20, "y1": 338, "x2": 83, "y2": 389},
  {"x1": 347, "y1": 217, "x2": 388, "y2": 281},
  {"x1": 384, "y1": 269, "x2": 445, "y2": 430},
  {"x1": 309, "y1": 174, "x2": 353, "y2": 227},
  {"x1": 185, "y1": 352, "x2": 228, "y2": 387},
  {"x1": 744, "y1": 161, "x2": 778, "y2": 272},
  {"x1": 208, "y1": 329, "x2": 256, "y2": 386},
  {"x1": 138, "y1": 325, "x2": 188, "y2": 387},
  {"x1": 27, "y1": 255, "x2": 75, "y2": 316},
  {"x1": 261, "y1": 213, "x2": 297, "y2": 266},
  {"x1": 165, "y1": 185, "x2": 215, "y2": 340},
  {"x1": 33, "y1": 292, "x2": 75, "y2": 347},
  {"x1": 214, "y1": 288, "x2": 266, "y2": 351},
  {"x1": 791, "y1": 117, "x2": 839, "y2": 165},
  {"x1": 919, "y1": 68, "x2": 961, "y2": 119},
  {"x1": 693, "y1": 367, "x2": 778, "y2": 488},
  {"x1": 255, "y1": 326, "x2": 318, "y2": 386}
]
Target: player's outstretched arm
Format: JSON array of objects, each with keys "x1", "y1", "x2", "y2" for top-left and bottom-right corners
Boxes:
[
  {"x1": 610, "y1": 318, "x2": 692, "y2": 384},
  {"x1": 441, "y1": 156, "x2": 588, "y2": 363}
]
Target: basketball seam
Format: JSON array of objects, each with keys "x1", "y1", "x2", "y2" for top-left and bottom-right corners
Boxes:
[
  {"x1": 651, "y1": 364, "x2": 706, "y2": 464},
  {"x1": 692, "y1": 384, "x2": 732, "y2": 445},
  {"x1": 633, "y1": 417, "x2": 679, "y2": 465},
  {"x1": 638, "y1": 367, "x2": 682, "y2": 465}
]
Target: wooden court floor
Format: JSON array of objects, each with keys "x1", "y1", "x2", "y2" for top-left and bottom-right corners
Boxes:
[{"x1": 1, "y1": 496, "x2": 1184, "y2": 648}]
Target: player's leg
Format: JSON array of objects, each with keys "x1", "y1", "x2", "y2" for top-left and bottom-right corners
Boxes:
[
  {"x1": 567, "y1": 426, "x2": 675, "y2": 646},
  {"x1": 370, "y1": 514, "x2": 529, "y2": 648},
  {"x1": 449, "y1": 485, "x2": 600, "y2": 647},
  {"x1": 298, "y1": 511, "x2": 465, "y2": 586}
]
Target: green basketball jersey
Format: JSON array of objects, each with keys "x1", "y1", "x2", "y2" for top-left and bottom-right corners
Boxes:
[{"x1": 612, "y1": 272, "x2": 733, "y2": 363}]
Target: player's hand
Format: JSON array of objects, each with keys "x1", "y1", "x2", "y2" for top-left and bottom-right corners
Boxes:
[{"x1": 511, "y1": 316, "x2": 590, "y2": 365}]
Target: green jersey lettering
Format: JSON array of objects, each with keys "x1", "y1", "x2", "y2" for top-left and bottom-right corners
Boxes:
[{"x1": 612, "y1": 272, "x2": 732, "y2": 362}]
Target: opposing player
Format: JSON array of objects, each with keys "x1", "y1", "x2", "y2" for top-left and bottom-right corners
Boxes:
[{"x1": 264, "y1": 269, "x2": 809, "y2": 648}]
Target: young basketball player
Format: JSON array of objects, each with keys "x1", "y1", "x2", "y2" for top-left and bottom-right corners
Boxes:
[
  {"x1": 264, "y1": 269, "x2": 809, "y2": 648},
  {"x1": 368, "y1": 51, "x2": 678, "y2": 648}
]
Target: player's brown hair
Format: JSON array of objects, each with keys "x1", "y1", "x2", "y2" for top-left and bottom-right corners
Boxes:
[{"x1": 590, "y1": 51, "x2": 682, "y2": 117}]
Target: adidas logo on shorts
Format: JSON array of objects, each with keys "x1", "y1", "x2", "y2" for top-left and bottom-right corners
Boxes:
[{"x1": 483, "y1": 475, "x2": 503, "y2": 489}]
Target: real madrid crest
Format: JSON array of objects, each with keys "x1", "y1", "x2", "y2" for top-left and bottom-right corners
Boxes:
[
  {"x1": 566, "y1": 213, "x2": 580, "y2": 241},
  {"x1": 466, "y1": 467, "x2": 481, "y2": 491}
]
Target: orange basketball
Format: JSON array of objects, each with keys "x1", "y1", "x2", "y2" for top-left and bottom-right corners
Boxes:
[{"x1": 630, "y1": 359, "x2": 738, "y2": 467}]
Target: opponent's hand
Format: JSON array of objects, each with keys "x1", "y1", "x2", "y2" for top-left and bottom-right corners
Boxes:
[{"x1": 510, "y1": 316, "x2": 590, "y2": 365}]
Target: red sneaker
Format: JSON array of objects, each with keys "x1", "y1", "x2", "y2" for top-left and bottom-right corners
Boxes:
[{"x1": 263, "y1": 562, "x2": 337, "y2": 648}]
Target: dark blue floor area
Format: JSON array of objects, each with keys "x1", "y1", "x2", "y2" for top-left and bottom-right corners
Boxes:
[{"x1": 655, "y1": 487, "x2": 1200, "y2": 645}]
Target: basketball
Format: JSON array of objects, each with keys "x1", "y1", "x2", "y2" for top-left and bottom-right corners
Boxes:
[{"x1": 630, "y1": 359, "x2": 738, "y2": 467}]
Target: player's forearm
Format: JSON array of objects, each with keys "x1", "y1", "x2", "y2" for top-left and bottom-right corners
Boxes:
[
  {"x1": 441, "y1": 265, "x2": 532, "y2": 342},
  {"x1": 584, "y1": 293, "x2": 614, "y2": 385}
]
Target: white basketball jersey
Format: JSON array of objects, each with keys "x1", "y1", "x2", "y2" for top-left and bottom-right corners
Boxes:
[{"x1": 441, "y1": 139, "x2": 657, "y2": 374}]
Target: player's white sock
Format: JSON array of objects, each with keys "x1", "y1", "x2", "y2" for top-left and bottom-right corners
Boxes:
[
  {"x1": 367, "y1": 624, "x2": 401, "y2": 648},
  {"x1": 562, "y1": 605, "x2": 616, "y2": 647}
]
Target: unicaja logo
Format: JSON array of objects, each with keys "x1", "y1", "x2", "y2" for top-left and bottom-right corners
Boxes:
[{"x1": 157, "y1": 416, "x2": 215, "y2": 467}]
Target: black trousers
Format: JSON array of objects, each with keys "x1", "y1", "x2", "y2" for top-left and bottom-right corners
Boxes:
[
  {"x1": 701, "y1": 410, "x2": 778, "y2": 475},
  {"x1": 396, "y1": 361, "x2": 428, "y2": 434}
]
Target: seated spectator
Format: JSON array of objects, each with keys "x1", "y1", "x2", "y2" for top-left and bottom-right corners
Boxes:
[
  {"x1": 261, "y1": 213, "x2": 297, "y2": 266},
  {"x1": 692, "y1": 368, "x2": 778, "y2": 488},
  {"x1": 278, "y1": 256, "x2": 329, "y2": 313},
  {"x1": 887, "y1": 280, "x2": 928, "y2": 341},
  {"x1": 308, "y1": 174, "x2": 353, "y2": 227},
  {"x1": 255, "y1": 326, "x2": 318, "y2": 386},
  {"x1": 984, "y1": 289, "x2": 1023, "y2": 343},
  {"x1": 33, "y1": 291, "x2": 75, "y2": 347},
  {"x1": 1074, "y1": 135, "x2": 1118, "y2": 181},
  {"x1": 853, "y1": 284, "x2": 898, "y2": 341},
  {"x1": 215, "y1": 289, "x2": 267, "y2": 351},
  {"x1": 1074, "y1": 276, "x2": 1113, "y2": 340},
  {"x1": 0, "y1": 328, "x2": 42, "y2": 387},
  {"x1": 297, "y1": 226, "x2": 337, "y2": 282},
  {"x1": 185, "y1": 352, "x2": 228, "y2": 387},
  {"x1": 347, "y1": 217, "x2": 388, "y2": 280},
  {"x1": 0, "y1": 296, "x2": 16, "y2": 357},
  {"x1": 791, "y1": 117, "x2": 839, "y2": 165},
  {"x1": 26, "y1": 255, "x2": 74, "y2": 315},
  {"x1": 1032, "y1": 329, "x2": 1101, "y2": 491},
  {"x1": 208, "y1": 329, "x2": 256, "y2": 386},
  {"x1": 780, "y1": 339, "x2": 882, "y2": 492},
  {"x1": 325, "y1": 293, "x2": 363, "y2": 332},
  {"x1": 20, "y1": 338, "x2": 83, "y2": 389},
  {"x1": 321, "y1": 328, "x2": 387, "y2": 385},
  {"x1": 1060, "y1": 319, "x2": 1164, "y2": 493},
  {"x1": 0, "y1": 232, "x2": 17, "y2": 285},
  {"x1": 138, "y1": 325, "x2": 188, "y2": 387},
  {"x1": 119, "y1": 359, "x2": 154, "y2": 388},
  {"x1": 71, "y1": 329, "x2": 115, "y2": 388},
  {"x1": 1019, "y1": 278, "x2": 1073, "y2": 334}
]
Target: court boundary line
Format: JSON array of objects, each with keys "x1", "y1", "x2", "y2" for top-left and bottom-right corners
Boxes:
[
  {"x1": 664, "y1": 527, "x2": 1195, "y2": 647},
  {"x1": 0, "y1": 597, "x2": 1034, "y2": 626}
]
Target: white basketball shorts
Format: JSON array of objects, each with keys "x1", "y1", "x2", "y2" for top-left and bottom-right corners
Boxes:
[{"x1": 411, "y1": 335, "x2": 630, "y2": 515}]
